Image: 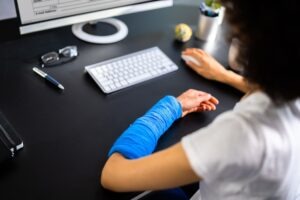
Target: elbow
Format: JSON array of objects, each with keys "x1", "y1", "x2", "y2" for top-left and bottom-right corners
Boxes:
[
  {"x1": 100, "y1": 155, "x2": 130, "y2": 192},
  {"x1": 100, "y1": 167, "x2": 109, "y2": 190},
  {"x1": 100, "y1": 165, "x2": 120, "y2": 192}
]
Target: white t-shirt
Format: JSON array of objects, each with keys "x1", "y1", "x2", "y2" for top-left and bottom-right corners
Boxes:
[{"x1": 181, "y1": 91, "x2": 300, "y2": 200}]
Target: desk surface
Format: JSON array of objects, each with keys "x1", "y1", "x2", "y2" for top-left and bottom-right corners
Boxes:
[{"x1": 0, "y1": 5, "x2": 242, "y2": 200}]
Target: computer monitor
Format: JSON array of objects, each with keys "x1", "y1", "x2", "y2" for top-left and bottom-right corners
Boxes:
[{"x1": 15, "y1": 0, "x2": 173, "y2": 44}]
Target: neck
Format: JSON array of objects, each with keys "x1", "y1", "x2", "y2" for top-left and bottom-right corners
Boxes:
[{"x1": 242, "y1": 84, "x2": 261, "y2": 100}]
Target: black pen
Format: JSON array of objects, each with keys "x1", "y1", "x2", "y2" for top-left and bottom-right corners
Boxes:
[{"x1": 33, "y1": 67, "x2": 64, "y2": 90}]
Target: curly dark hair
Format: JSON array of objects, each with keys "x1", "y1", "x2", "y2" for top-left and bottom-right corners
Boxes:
[{"x1": 220, "y1": 0, "x2": 300, "y2": 103}]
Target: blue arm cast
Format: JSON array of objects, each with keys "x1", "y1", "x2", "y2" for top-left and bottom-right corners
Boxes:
[{"x1": 108, "y1": 95, "x2": 182, "y2": 159}]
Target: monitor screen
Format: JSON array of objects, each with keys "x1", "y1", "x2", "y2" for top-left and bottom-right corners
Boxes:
[
  {"x1": 16, "y1": 0, "x2": 173, "y2": 40},
  {"x1": 18, "y1": 0, "x2": 153, "y2": 24}
]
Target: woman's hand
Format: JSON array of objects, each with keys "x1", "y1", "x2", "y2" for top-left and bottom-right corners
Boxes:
[
  {"x1": 177, "y1": 89, "x2": 219, "y2": 117},
  {"x1": 182, "y1": 48, "x2": 250, "y2": 93},
  {"x1": 182, "y1": 48, "x2": 227, "y2": 82}
]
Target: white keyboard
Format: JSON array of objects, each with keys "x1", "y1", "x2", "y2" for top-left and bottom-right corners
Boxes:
[{"x1": 85, "y1": 47, "x2": 178, "y2": 93}]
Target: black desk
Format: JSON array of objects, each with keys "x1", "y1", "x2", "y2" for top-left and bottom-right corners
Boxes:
[{"x1": 0, "y1": 5, "x2": 242, "y2": 200}]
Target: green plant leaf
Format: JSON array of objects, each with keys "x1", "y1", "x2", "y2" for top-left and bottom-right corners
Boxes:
[
  {"x1": 212, "y1": 1, "x2": 222, "y2": 10},
  {"x1": 204, "y1": 0, "x2": 222, "y2": 10},
  {"x1": 204, "y1": 0, "x2": 213, "y2": 7}
]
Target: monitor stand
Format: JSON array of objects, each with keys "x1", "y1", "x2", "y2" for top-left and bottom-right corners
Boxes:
[{"x1": 71, "y1": 18, "x2": 128, "y2": 44}]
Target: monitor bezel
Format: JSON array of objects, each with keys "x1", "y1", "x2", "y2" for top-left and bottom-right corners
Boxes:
[{"x1": 14, "y1": 0, "x2": 173, "y2": 35}]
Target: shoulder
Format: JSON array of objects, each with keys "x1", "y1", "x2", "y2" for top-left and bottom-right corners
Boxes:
[{"x1": 181, "y1": 108, "x2": 265, "y2": 182}]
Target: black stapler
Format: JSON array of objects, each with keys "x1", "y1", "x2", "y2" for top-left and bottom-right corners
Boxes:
[{"x1": 0, "y1": 111, "x2": 24, "y2": 163}]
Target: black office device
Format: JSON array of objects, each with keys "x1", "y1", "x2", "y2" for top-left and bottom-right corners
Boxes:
[{"x1": 0, "y1": 111, "x2": 23, "y2": 163}]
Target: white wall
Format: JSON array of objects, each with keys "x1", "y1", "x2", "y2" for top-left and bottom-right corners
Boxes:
[{"x1": 0, "y1": 0, "x2": 17, "y2": 20}]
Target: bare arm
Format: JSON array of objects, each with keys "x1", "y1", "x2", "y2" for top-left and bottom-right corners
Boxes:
[
  {"x1": 182, "y1": 48, "x2": 251, "y2": 93},
  {"x1": 101, "y1": 142, "x2": 201, "y2": 192},
  {"x1": 219, "y1": 69, "x2": 250, "y2": 93},
  {"x1": 101, "y1": 89, "x2": 218, "y2": 192}
]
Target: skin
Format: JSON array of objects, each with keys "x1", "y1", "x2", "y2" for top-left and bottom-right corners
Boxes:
[
  {"x1": 101, "y1": 144, "x2": 200, "y2": 192},
  {"x1": 101, "y1": 89, "x2": 218, "y2": 192},
  {"x1": 101, "y1": 48, "x2": 248, "y2": 192},
  {"x1": 182, "y1": 48, "x2": 251, "y2": 93}
]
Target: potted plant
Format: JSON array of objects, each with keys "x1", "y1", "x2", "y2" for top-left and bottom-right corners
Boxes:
[
  {"x1": 200, "y1": 0, "x2": 222, "y2": 17},
  {"x1": 196, "y1": 0, "x2": 224, "y2": 41}
]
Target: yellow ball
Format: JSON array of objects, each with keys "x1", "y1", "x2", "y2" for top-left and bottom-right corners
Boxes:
[{"x1": 174, "y1": 23, "x2": 193, "y2": 42}]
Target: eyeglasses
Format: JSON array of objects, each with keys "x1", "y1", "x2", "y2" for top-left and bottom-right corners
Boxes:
[{"x1": 40, "y1": 46, "x2": 78, "y2": 67}]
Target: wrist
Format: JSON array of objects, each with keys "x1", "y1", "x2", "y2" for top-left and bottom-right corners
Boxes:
[
  {"x1": 166, "y1": 95, "x2": 183, "y2": 120},
  {"x1": 220, "y1": 69, "x2": 250, "y2": 93},
  {"x1": 219, "y1": 69, "x2": 239, "y2": 84}
]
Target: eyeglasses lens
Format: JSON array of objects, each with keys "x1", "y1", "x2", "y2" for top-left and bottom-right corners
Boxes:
[
  {"x1": 41, "y1": 46, "x2": 78, "y2": 67},
  {"x1": 59, "y1": 46, "x2": 78, "y2": 58},
  {"x1": 41, "y1": 52, "x2": 59, "y2": 66}
]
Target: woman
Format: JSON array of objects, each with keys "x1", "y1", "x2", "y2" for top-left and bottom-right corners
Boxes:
[{"x1": 101, "y1": 0, "x2": 300, "y2": 199}]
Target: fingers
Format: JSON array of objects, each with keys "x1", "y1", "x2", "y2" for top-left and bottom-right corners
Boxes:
[
  {"x1": 209, "y1": 96, "x2": 219, "y2": 105},
  {"x1": 197, "y1": 102, "x2": 214, "y2": 111},
  {"x1": 182, "y1": 48, "x2": 206, "y2": 60},
  {"x1": 197, "y1": 96, "x2": 219, "y2": 112},
  {"x1": 177, "y1": 89, "x2": 219, "y2": 116},
  {"x1": 192, "y1": 48, "x2": 207, "y2": 56},
  {"x1": 190, "y1": 48, "x2": 206, "y2": 56},
  {"x1": 186, "y1": 61, "x2": 204, "y2": 75},
  {"x1": 197, "y1": 104, "x2": 211, "y2": 112},
  {"x1": 182, "y1": 48, "x2": 205, "y2": 55},
  {"x1": 197, "y1": 104, "x2": 213, "y2": 112},
  {"x1": 194, "y1": 93, "x2": 218, "y2": 112},
  {"x1": 184, "y1": 89, "x2": 219, "y2": 106},
  {"x1": 182, "y1": 51, "x2": 204, "y2": 67},
  {"x1": 201, "y1": 101, "x2": 216, "y2": 111}
]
